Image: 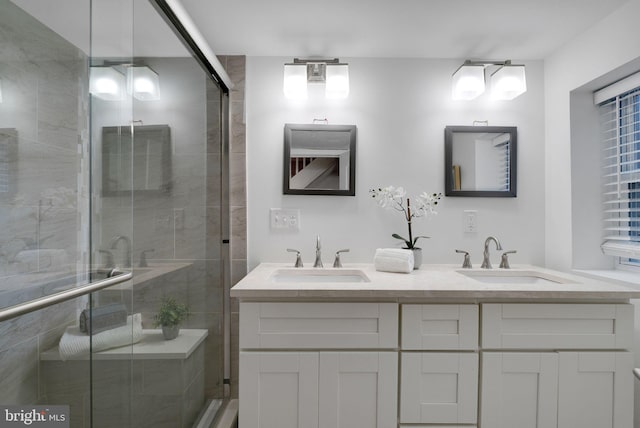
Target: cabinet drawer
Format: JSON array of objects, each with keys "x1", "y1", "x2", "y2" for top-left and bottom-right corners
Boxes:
[
  {"x1": 400, "y1": 352, "x2": 478, "y2": 424},
  {"x1": 482, "y1": 303, "x2": 633, "y2": 349},
  {"x1": 402, "y1": 304, "x2": 478, "y2": 350},
  {"x1": 240, "y1": 302, "x2": 398, "y2": 349}
]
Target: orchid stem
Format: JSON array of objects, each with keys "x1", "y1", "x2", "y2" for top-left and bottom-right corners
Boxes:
[{"x1": 406, "y1": 198, "x2": 413, "y2": 248}]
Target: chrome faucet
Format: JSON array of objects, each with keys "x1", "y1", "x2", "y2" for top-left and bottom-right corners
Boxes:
[
  {"x1": 333, "y1": 249, "x2": 350, "y2": 268},
  {"x1": 98, "y1": 249, "x2": 115, "y2": 269},
  {"x1": 455, "y1": 250, "x2": 472, "y2": 269},
  {"x1": 314, "y1": 235, "x2": 323, "y2": 268},
  {"x1": 109, "y1": 235, "x2": 132, "y2": 268},
  {"x1": 287, "y1": 248, "x2": 304, "y2": 268},
  {"x1": 481, "y1": 236, "x2": 502, "y2": 269}
]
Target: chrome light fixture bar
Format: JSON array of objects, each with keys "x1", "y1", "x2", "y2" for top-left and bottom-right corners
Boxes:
[
  {"x1": 284, "y1": 58, "x2": 349, "y2": 99},
  {"x1": 452, "y1": 60, "x2": 526, "y2": 101}
]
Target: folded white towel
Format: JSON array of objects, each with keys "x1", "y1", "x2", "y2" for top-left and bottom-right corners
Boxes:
[
  {"x1": 374, "y1": 248, "x2": 414, "y2": 273},
  {"x1": 58, "y1": 313, "x2": 143, "y2": 361}
]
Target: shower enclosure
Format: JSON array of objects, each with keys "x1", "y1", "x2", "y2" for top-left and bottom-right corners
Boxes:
[{"x1": 0, "y1": 0, "x2": 231, "y2": 426}]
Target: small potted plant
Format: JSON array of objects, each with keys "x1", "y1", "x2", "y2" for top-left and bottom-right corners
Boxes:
[
  {"x1": 370, "y1": 186, "x2": 442, "y2": 269},
  {"x1": 154, "y1": 297, "x2": 189, "y2": 340}
]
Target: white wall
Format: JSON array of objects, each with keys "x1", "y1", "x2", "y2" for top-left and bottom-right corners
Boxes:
[
  {"x1": 544, "y1": 2, "x2": 640, "y2": 424},
  {"x1": 544, "y1": 0, "x2": 640, "y2": 271},
  {"x1": 246, "y1": 57, "x2": 545, "y2": 269}
]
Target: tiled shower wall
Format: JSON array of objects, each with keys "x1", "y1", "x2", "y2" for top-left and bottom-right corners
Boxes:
[
  {"x1": 96, "y1": 56, "x2": 228, "y2": 399},
  {"x1": 217, "y1": 55, "x2": 246, "y2": 398}
]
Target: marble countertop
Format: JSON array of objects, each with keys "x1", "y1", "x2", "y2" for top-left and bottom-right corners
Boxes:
[
  {"x1": 230, "y1": 263, "x2": 640, "y2": 302},
  {"x1": 108, "y1": 262, "x2": 193, "y2": 289}
]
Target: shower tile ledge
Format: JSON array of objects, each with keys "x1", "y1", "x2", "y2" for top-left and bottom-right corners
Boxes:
[{"x1": 40, "y1": 328, "x2": 207, "y2": 361}]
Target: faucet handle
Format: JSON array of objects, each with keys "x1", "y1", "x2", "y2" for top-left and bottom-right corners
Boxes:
[
  {"x1": 333, "y1": 249, "x2": 350, "y2": 268},
  {"x1": 139, "y1": 249, "x2": 155, "y2": 268},
  {"x1": 287, "y1": 248, "x2": 304, "y2": 268},
  {"x1": 499, "y1": 250, "x2": 517, "y2": 269},
  {"x1": 455, "y1": 249, "x2": 472, "y2": 269}
]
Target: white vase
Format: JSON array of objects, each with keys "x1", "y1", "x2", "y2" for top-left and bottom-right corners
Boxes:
[{"x1": 411, "y1": 248, "x2": 422, "y2": 270}]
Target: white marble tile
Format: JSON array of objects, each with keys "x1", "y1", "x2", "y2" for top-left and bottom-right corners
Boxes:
[{"x1": 0, "y1": 335, "x2": 39, "y2": 404}]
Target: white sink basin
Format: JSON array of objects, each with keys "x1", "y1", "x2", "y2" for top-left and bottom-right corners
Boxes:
[
  {"x1": 271, "y1": 269, "x2": 370, "y2": 283},
  {"x1": 458, "y1": 270, "x2": 574, "y2": 285}
]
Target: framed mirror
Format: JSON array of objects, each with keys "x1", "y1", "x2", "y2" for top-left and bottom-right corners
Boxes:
[
  {"x1": 283, "y1": 123, "x2": 356, "y2": 196},
  {"x1": 102, "y1": 124, "x2": 172, "y2": 196},
  {"x1": 444, "y1": 126, "x2": 517, "y2": 197}
]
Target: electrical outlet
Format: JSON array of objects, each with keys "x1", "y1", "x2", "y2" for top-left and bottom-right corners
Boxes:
[
  {"x1": 463, "y1": 210, "x2": 477, "y2": 233},
  {"x1": 270, "y1": 208, "x2": 300, "y2": 231}
]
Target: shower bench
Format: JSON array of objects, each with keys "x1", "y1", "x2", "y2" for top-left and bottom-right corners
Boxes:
[{"x1": 40, "y1": 329, "x2": 207, "y2": 428}]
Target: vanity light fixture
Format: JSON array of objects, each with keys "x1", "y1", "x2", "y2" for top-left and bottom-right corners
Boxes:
[
  {"x1": 89, "y1": 66, "x2": 126, "y2": 101},
  {"x1": 283, "y1": 62, "x2": 308, "y2": 99},
  {"x1": 490, "y1": 63, "x2": 527, "y2": 100},
  {"x1": 127, "y1": 65, "x2": 160, "y2": 101},
  {"x1": 452, "y1": 60, "x2": 526, "y2": 101},
  {"x1": 283, "y1": 58, "x2": 349, "y2": 99},
  {"x1": 451, "y1": 62, "x2": 486, "y2": 100}
]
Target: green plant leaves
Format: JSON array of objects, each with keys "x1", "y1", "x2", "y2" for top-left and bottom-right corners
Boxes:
[
  {"x1": 154, "y1": 297, "x2": 189, "y2": 327},
  {"x1": 391, "y1": 233, "x2": 430, "y2": 249}
]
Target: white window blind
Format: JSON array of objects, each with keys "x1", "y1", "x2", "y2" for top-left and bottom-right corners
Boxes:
[
  {"x1": 598, "y1": 84, "x2": 640, "y2": 264},
  {"x1": 492, "y1": 133, "x2": 510, "y2": 191}
]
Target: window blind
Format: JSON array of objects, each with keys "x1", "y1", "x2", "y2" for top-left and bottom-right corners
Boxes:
[
  {"x1": 599, "y1": 86, "x2": 640, "y2": 264},
  {"x1": 492, "y1": 134, "x2": 510, "y2": 191}
]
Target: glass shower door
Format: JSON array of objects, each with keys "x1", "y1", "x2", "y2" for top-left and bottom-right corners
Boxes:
[
  {"x1": 0, "y1": 0, "x2": 228, "y2": 426},
  {"x1": 0, "y1": 1, "x2": 106, "y2": 426},
  {"x1": 90, "y1": 0, "x2": 227, "y2": 426}
]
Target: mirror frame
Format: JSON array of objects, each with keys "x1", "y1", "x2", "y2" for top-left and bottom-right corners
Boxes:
[
  {"x1": 283, "y1": 123, "x2": 357, "y2": 196},
  {"x1": 102, "y1": 124, "x2": 172, "y2": 197},
  {"x1": 444, "y1": 125, "x2": 517, "y2": 197}
]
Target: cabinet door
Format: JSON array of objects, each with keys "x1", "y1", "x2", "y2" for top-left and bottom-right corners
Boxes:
[
  {"x1": 402, "y1": 304, "x2": 478, "y2": 350},
  {"x1": 558, "y1": 352, "x2": 633, "y2": 428},
  {"x1": 400, "y1": 352, "x2": 478, "y2": 424},
  {"x1": 319, "y1": 352, "x2": 397, "y2": 428},
  {"x1": 481, "y1": 352, "x2": 558, "y2": 428},
  {"x1": 239, "y1": 352, "x2": 319, "y2": 428}
]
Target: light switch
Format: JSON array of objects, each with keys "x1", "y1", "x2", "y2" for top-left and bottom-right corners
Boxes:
[{"x1": 270, "y1": 208, "x2": 300, "y2": 231}]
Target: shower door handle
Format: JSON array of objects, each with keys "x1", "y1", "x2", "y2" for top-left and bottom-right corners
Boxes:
[{"x1": 0, "y1": 270, "x2": 133, "y2": 323}]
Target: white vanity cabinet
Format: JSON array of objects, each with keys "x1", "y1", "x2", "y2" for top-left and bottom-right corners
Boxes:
[
  {"x1": 233, "y1": 264, "x2": 640, "y2": 428},
  {"x1": 238, "y1": 302, "x2": 399, "y2": 428},
  {"x1": 481, "y1": 303, "x2": 635, "y2": 428}
]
